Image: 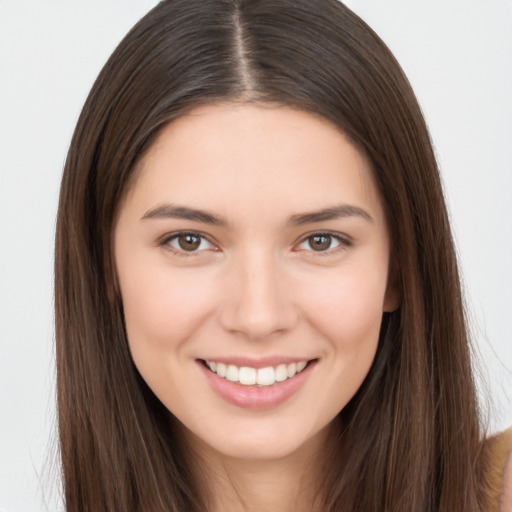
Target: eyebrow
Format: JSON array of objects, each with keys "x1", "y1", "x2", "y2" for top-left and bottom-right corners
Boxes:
[
  {"x1": 289, "y1": 204, "x2": 373, "y2": 225},
  {"x1": 141, "y1": 204, "x2": 227, "y2": 225},
  {"x1": 141, "y1": 203, "x2": 373, "y2": 226}
]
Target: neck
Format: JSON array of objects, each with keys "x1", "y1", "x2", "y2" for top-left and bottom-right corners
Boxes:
[
  {"x1": 184, "y1": 424, "x2": 334, "y2": 512},
  {"x1": 209, "y1": 451, "x2": 318, "y2": 512}
]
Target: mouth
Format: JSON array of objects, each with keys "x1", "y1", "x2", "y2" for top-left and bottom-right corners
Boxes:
[
  {"x1": 198, "y1": 358, "x2": 317, "y2": 410},
  {"x1": 200, "y1": 359, "x2": 315, "y2": 387}
]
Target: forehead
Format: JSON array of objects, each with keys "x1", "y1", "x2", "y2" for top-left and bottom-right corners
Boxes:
[{"x1": 121, "y1": 103, "x2": 385, "y2": 226}]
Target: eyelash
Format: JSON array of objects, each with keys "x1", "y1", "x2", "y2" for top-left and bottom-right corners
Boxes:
[
  {"x1": 295, "y1": 232, "x2": 352, "y2": 254},
  {"x1": 158, "y1": 231, "x2": 352, "y2": 256},
  {"x1": 159, "y1": 231, "x2": 217, "y2": 257}
]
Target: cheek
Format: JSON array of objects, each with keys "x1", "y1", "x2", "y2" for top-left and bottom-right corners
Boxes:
[
  {"x1": 118, "y1": 265, "x2": 218, "y2": 406},
  {"x1": 290, "y1": 267, "x2": 388, "y2": 425},
  {"x1": 118, "y1": 262, "x2": 217, "y2": 353},
  {"x1": 302, "y1": 266, "x2": 388, "y2": 347}
]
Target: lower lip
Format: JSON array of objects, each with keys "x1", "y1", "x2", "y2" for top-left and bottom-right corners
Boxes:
[{"x1": 199, "y1": 361, "x2": 315, "y2": 410}]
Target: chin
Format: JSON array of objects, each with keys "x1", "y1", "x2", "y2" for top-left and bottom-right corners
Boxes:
[{"x1": 183, "y1": 414, "x2": 334, "y2": 464}]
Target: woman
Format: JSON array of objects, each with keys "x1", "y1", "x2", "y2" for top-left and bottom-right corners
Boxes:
[{"x1": 54, "y1": 0, "x2": 511, "y2": 510}]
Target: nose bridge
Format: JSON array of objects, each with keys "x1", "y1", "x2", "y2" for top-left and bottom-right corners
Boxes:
[{"x1": 219, "y1": 244, "x2": 297, "y2": 340}]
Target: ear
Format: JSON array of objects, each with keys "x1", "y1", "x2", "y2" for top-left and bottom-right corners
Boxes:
[{"x1": 383, "y1": 262, "x2": 401, "y2": 313}]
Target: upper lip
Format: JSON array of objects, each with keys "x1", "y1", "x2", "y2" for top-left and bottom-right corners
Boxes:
[{"x1": 198, "y1": 356, "x2": 316, "y2": 369}]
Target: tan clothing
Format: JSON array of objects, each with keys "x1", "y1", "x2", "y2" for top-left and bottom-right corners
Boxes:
[{"x1": 482, "y1": 428, "x2": 512, "y2": 512}]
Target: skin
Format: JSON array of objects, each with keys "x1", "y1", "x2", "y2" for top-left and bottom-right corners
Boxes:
[
  {"x1": 503, "y1": 453, "x2": 512, "y2": 511},
  {"x1": 114, "y1": 103, "x2": 398, "y2": 511}
]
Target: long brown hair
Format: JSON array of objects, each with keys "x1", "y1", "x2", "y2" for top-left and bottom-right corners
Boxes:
[{"x1": 55, "y1": 1, "x2": 484, "y2": 510}]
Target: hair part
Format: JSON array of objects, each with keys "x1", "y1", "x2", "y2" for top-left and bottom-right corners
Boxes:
[
  {"x1": 232, "y1": 3, "x2": 254, "y2": 94},
  {"x1": 55, "y1": 1, "x2": 485, "y2": 510}
]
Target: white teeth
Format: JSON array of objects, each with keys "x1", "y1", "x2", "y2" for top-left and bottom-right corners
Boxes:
[
  {"x1": 239, "y1": 367, "x2": 257, "y2": 385},
  {"x1": 275, "y1": 364, "x2": 288, "y2": 382},
  {"x1": 226, "y1": 365, "x2": 239, "y2": 382},
  {"x1": 296, "y1": 361, "x2": 307, "y2": 372},
  {"x1": 216, "y1": 363, "x2": 227, "y2": 378},
  {"x1": 205, "y1": 359, "x2": 310, "y2": 386},
  {"x1": 256, "y1": 366, "x2": 276, "y2": 386}
]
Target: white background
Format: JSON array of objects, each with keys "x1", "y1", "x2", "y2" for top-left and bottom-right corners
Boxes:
[{"x1": 0, "y1": 1, "x2": 510, "y2": 511}]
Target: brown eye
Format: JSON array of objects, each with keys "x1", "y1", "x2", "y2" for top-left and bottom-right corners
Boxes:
[
  {"x1": 177, "y1": 234, "x2": 201, "y2": 251},
  {"x1": 164, "y1": 232, "x2": 214, "y2": 254},
  {"x1": 308, "y1": 234, "x2": 333, "y2": 251},
  {"x1": 296, "y1": 233, "x2": 345, "y2": 253}
]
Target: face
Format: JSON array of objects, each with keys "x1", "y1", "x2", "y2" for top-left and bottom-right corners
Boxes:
[{"x1": 114, "y1": 103, "x2": 397, "y2": 462}]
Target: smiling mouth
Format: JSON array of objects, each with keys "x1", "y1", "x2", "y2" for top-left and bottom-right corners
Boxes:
[{"x1": 201, "y1": 359, "x2": 314, "y2": 387}]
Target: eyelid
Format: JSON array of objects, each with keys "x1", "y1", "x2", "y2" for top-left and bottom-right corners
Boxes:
[
  {"x1": 157, "y1": 229, "x2": 351, "y2": 256},
  {"x1": 294, "y1": 231, "x2": 352, "y2": 253},
  {"x1": 158, "y1": 231, "x2": 218, "y2": 256}
]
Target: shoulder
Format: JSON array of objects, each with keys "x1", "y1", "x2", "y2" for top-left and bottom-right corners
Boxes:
[{"x1": 481, "y1": 428, "x2": 512, "y2": 512}]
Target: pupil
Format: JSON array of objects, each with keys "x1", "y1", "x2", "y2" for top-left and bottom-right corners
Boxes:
[
  {"x1": 310, "y1": 235, "x2": 331, "y2": 251},
  {"x1": 179, "y1": 234, "x2": 200, "y2": 251}
]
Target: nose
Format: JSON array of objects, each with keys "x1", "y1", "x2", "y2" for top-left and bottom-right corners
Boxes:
[{"x1": 218, "y1": 248, "x2": 298, "y2": 341}]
